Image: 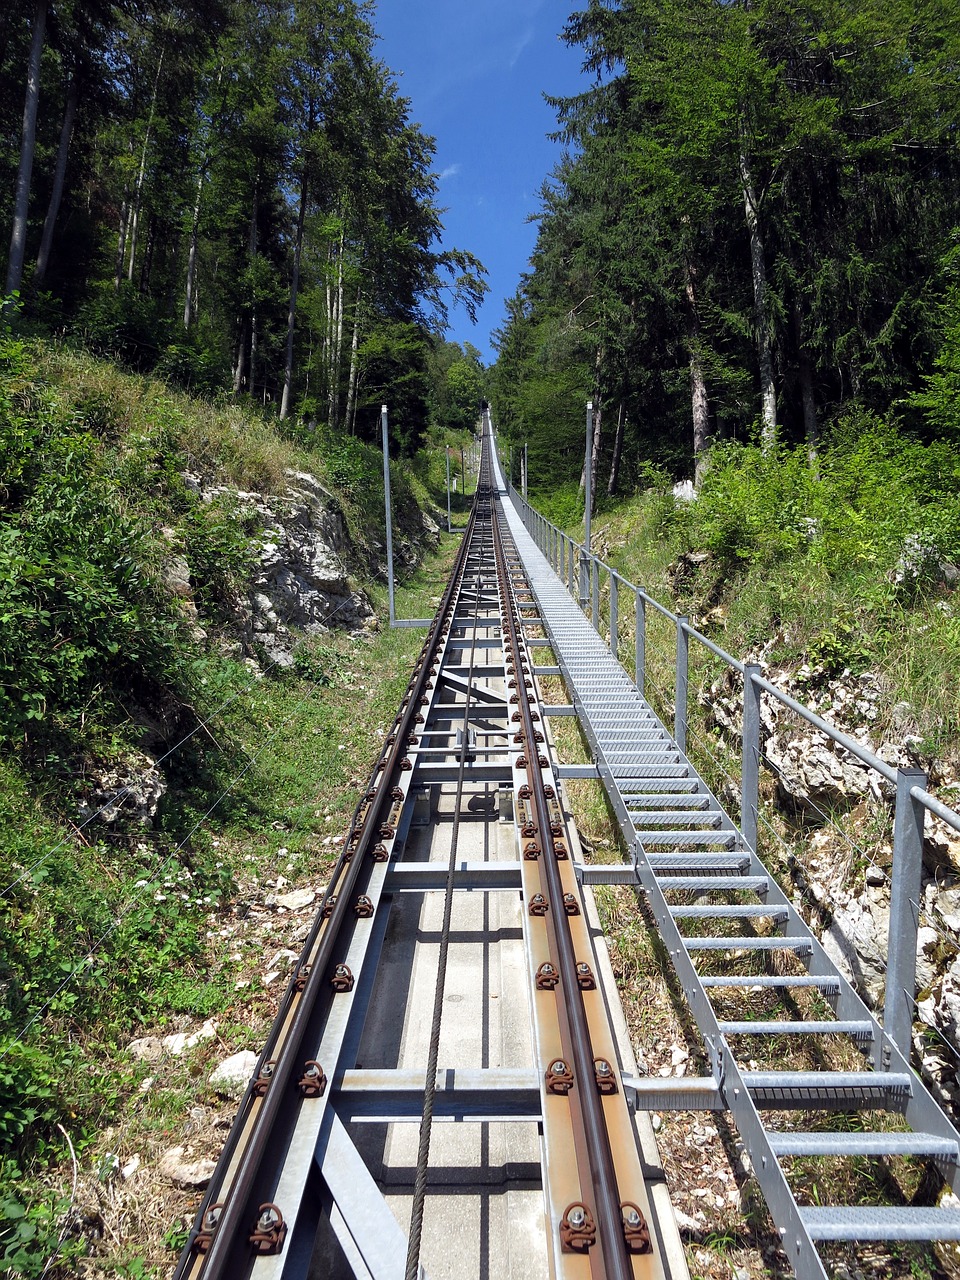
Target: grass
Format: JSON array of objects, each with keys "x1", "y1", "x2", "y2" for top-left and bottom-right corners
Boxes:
[{"x1": 0, "y1": 525, "x2": 461, "y2": 1277}]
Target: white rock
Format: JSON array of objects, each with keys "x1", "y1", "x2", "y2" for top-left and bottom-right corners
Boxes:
[
  {"x1": 163, "y1": 1018, "x2": 217, "y2": 1057},
  {"x1": 121, "y1": 1154, "x2": 141, "y2": 1181},
  {"x1": 159, "y1": 1146, "x2": 217, "y2": 1188},
  {"x1": 127, "y1": 1036, "x2": 164, "y2": 1061},
  {"x1": 208, "y1": 1050, "x2": 259, "y2": 1097},
  {"x1": 276, "y1": 888, "x2": 316, "y2": 911}
]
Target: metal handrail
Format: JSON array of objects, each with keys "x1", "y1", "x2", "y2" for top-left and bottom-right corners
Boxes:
[{"x1": 501, "y1": 464, "x2": 960, "y2": 1059}]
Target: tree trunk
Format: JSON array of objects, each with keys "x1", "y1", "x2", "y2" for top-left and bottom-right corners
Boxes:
[
  {"x1": 607, "y1": 401, "x2": 626, "y2": 496},
  {"x1": 738, "y1": 138, "x2": 777, "y2": 447},
  {"x1": 793, "y1": 305, "x2": 818, "y2": 461},
  {"x1": 6, "y1": 0, "x2": 48, "y2": 300},
  {"x1": 345, "y1": 292, "x2": 362, "y2": 435},
  {"x1": 233, "y1": 317, "x2": 248, "y2": 392},
  {"x1": 590, "y1": 400, "x2": 602, "y2": 510},
  {"x1": 114, "y1": 198, "x2": 129, "y2": 290},
  {"x1": 685, "y1": 264, "x2": 712, "y2": 484},
  {"x1": 330, "y1": 232, "x2": 345, "y2": 427},
  {"x1": 35, "y1": 69, "x2": 78, "y2": 287},
  {"x1": 280, "y1": 173, "x2": 308, "y2": 420},
  {"x1": 127, "y1": 44, "x2": 166, "y2": 286},
  {"x1": 183, "y1": 168, "x2": 205, "y2": 329}
]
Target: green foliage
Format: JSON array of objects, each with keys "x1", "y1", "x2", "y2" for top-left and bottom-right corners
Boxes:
[
  {"x1": 910, "y1": 235, "x2": 960, "y2": 436},
  {"x1": 679, "y1": 423, "x2": 960, "y2": 583},
  {"x1": 0, "y1": 335, "x2": 189, "y2": 741},
  {"x1": 0, "y1": 1177, "x2": 83, "y2": 1279},
  {"x1": 182, "y1": 496, "x2": 261, "y2": 617}
]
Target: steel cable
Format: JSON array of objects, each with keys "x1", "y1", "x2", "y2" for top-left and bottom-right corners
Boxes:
[{"x1": 404, "y1": 501, "x2": 487, "y2": 1280}]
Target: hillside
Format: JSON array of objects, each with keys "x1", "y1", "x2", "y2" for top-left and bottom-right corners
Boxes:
[{"x1": 0, "y1": 333, "x2": 469, "y2": 1276}]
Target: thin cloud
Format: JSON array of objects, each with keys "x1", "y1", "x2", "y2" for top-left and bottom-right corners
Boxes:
[
  {"x1": 508, "y1": 26, "x2": 535, "y2": 69},
  {"x1": 439, "y1": 163, "x2": 462, "y2": 182}
]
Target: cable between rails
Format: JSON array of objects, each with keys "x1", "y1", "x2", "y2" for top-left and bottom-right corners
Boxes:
[{"x1": 405, "y1": 480, "x2": 490, "y2": 1280}]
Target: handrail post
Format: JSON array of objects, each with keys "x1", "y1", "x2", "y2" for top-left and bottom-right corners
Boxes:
[
  {"x1": 568, "y1": 539, "x2": 576, "y2": 595},
  {"x1": 635, "y1": 591, "x2": 645, "y2": 697},
  {"x1": 445, "y1": 449, "x2": 452, "y2": 534},
  {"x1": 610, "y1": 575, "x2": 619, "y2": 661},
  {"x1": 380, "y1": 404, "x2": 395, "y2": 627},
  {"x1": 675, "y1": 616, "x2": 689, "y2": 752},
  {"x1": 591, "y1": 557, "x2": 600, "y2": 631},
  {"x1": 884, "y1": 767, "x2": 927, "y2": 1057},
  {"x1": 741, "y1": 663, "x2": 762, "y2": 853}
]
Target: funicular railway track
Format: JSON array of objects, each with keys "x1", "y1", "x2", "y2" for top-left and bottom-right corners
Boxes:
[{"x1": 174, "y1": 435, "x2": 675, "y2": 1280}]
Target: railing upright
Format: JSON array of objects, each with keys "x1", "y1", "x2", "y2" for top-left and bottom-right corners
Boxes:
[
  {"x1": 885, "y1": 768, "x2": 927, "y2": 1057},
  {"x1": 741, "y1": 664, "x2": 762, "y2": 852},
  {"x1": 591, "y1": 557, "x2": 600, "y2": 632},
  {"x1": 635, "y1": 590, "x2": 645, "y2": 696},
  {"x1": 675, "y1": 616, "x2": 689, "y2": 752},
  {"x1": 610, "y1": 575, "x2": 619, "y2": 661}
]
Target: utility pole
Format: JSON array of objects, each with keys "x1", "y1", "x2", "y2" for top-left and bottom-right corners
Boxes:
[{"x1": 380, "y1": 405, "x2": 395, "y2": 626}]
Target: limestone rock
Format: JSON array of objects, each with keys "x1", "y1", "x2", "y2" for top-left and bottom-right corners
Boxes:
[
  {"x1": 78, "y1": 751, "x2": 167, "y2": 827},
  {"x1": 208, "y1": 1050, "x2": 259, "y2": 1097},
  {"x1": 821, "y1": 894, "x2": 889, "y2": 1005},
  {"x1": 767, "y1": 732, "x2": 870, "y2": 815},
  {"x1": 275, "y1": 888, "x2": 316, "y2": 911},
  {"x1": 163, "y1": 1018, "x2": 217, "y2": 1057},
  {"x1": 159, "y1": 1146, "x2": 217, "y2": 1189},
  {"x1": 924, "y1": 814, "x2": 960, "y2": 875},
  {"x1": 127, "y1": 1036, "x2": 164, "y2": 1062}
]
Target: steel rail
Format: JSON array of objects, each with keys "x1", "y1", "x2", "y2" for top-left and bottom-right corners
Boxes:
[
  {"x1": 405, "y1": 472, "x2": 492, "y2": 1279},
  {"x1": 175, "y1": 480, "x2": 484, "y2": 1279},
  {"x1": 493, "y1": 502, "x2": 634, "y2": 1280}
]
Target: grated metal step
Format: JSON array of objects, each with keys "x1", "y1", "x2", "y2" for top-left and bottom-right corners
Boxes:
[
  {"x1": 769, "y1": 1131, "x2": 959, "y2": 1160},
  {"x1": 801, "y1": 1206, "x2": 960, "y2": 1241},
  {"x1": 719, "y1": 1020, "x2": 874, "y2": 1038}
]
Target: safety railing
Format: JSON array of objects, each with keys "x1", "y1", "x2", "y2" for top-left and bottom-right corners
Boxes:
[{"x1": 504, "y1": 471, "x2": 960, "y2": 1060}]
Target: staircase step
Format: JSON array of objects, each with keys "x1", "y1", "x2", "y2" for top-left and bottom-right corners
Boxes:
[
  {"x1": 719, "y1": 1019, "x2": 874, "y2": 1038},
  {"x1": 701, "y1": 975, "x2": 839, "y2": 991},
  {"x1": 686, "y1": 936, "x2": 812, "y2": 952},
  {"x1": 769, "y1": 1131, "x2": 959, "y2": 1160},
  {"x1": 801, "y1": 1205, "x2": 960, "y2": 1242},
  {"x1": 648, "y1": 854, "x2": 748, "y2": 873},
  {"x1": 627, "y1": 795, "x2": 712, "y2": 809},
  {"x1": 640, "y1": 831, "x2": 737, "y2": 848},
  {"x1": 633, "y1": 811, "x2": 725, "y2": 826},
  {"x1": 657, "y1": 876, "x2": 770, "y2": 892},
  {"x1": 671, "y1": 905, "x2": 789, "y2": 920},
  {"x1": 743, "y1": 1071, "x2": 913, "y2": 1108}
]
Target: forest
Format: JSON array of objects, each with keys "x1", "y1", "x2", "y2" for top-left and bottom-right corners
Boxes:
[
  {"x1": 490, "y1": 0, "x2": 960, "y2": 495},
  {"x1": 0, "y1": 0, "x2": 487, "y2": 450}
]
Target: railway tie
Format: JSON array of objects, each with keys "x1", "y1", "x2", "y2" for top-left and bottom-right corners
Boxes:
[{"x1": 175, "y1": 429, "x2": 682, "y2": 1279}]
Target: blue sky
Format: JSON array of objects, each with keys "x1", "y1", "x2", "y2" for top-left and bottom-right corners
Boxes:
[{"x1": 373, "y1": 1, "x2": 587, "y2": 365}]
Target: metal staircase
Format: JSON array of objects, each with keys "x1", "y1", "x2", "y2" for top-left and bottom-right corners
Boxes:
[{"x1": 491, "y1": 446, "x2": 960, "y2": 1279}]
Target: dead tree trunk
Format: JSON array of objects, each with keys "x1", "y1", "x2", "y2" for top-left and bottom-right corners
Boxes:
[
  {"x1": 607, "y1": 401, "x2": 626, "y2": 496},
  {"x1": 6, "y1": 0, "x2": 48, "y2": 299},
  {"x1": 183, "y1": 168, "x2": 204, "y2": 329},
  {"x1": 738, "y1": 137, "x2": 777, "y2": 447},
  {"x1": 35, "y1": 69, "x2": 78, "y2": 287},
  {"x1": 280, "y1": 173, "x2": 308, "y2": 420}
]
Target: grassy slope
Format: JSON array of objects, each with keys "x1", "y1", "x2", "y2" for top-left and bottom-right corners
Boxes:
[{"x1": 0, "y1": 336, "x2": 473, "y2": 1275}]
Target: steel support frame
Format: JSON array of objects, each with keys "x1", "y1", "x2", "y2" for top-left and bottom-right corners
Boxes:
[{"x1": 496, "y1": 470, "x2": 960, "y2": 1279}]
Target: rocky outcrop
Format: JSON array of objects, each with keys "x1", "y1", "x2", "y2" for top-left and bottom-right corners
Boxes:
[
  {"x1": 78, "y1": 750, "x2": 167, "y2": 827},
  {"x1": 181, "y1": 467, "x2": 377, "y2": 668}
]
